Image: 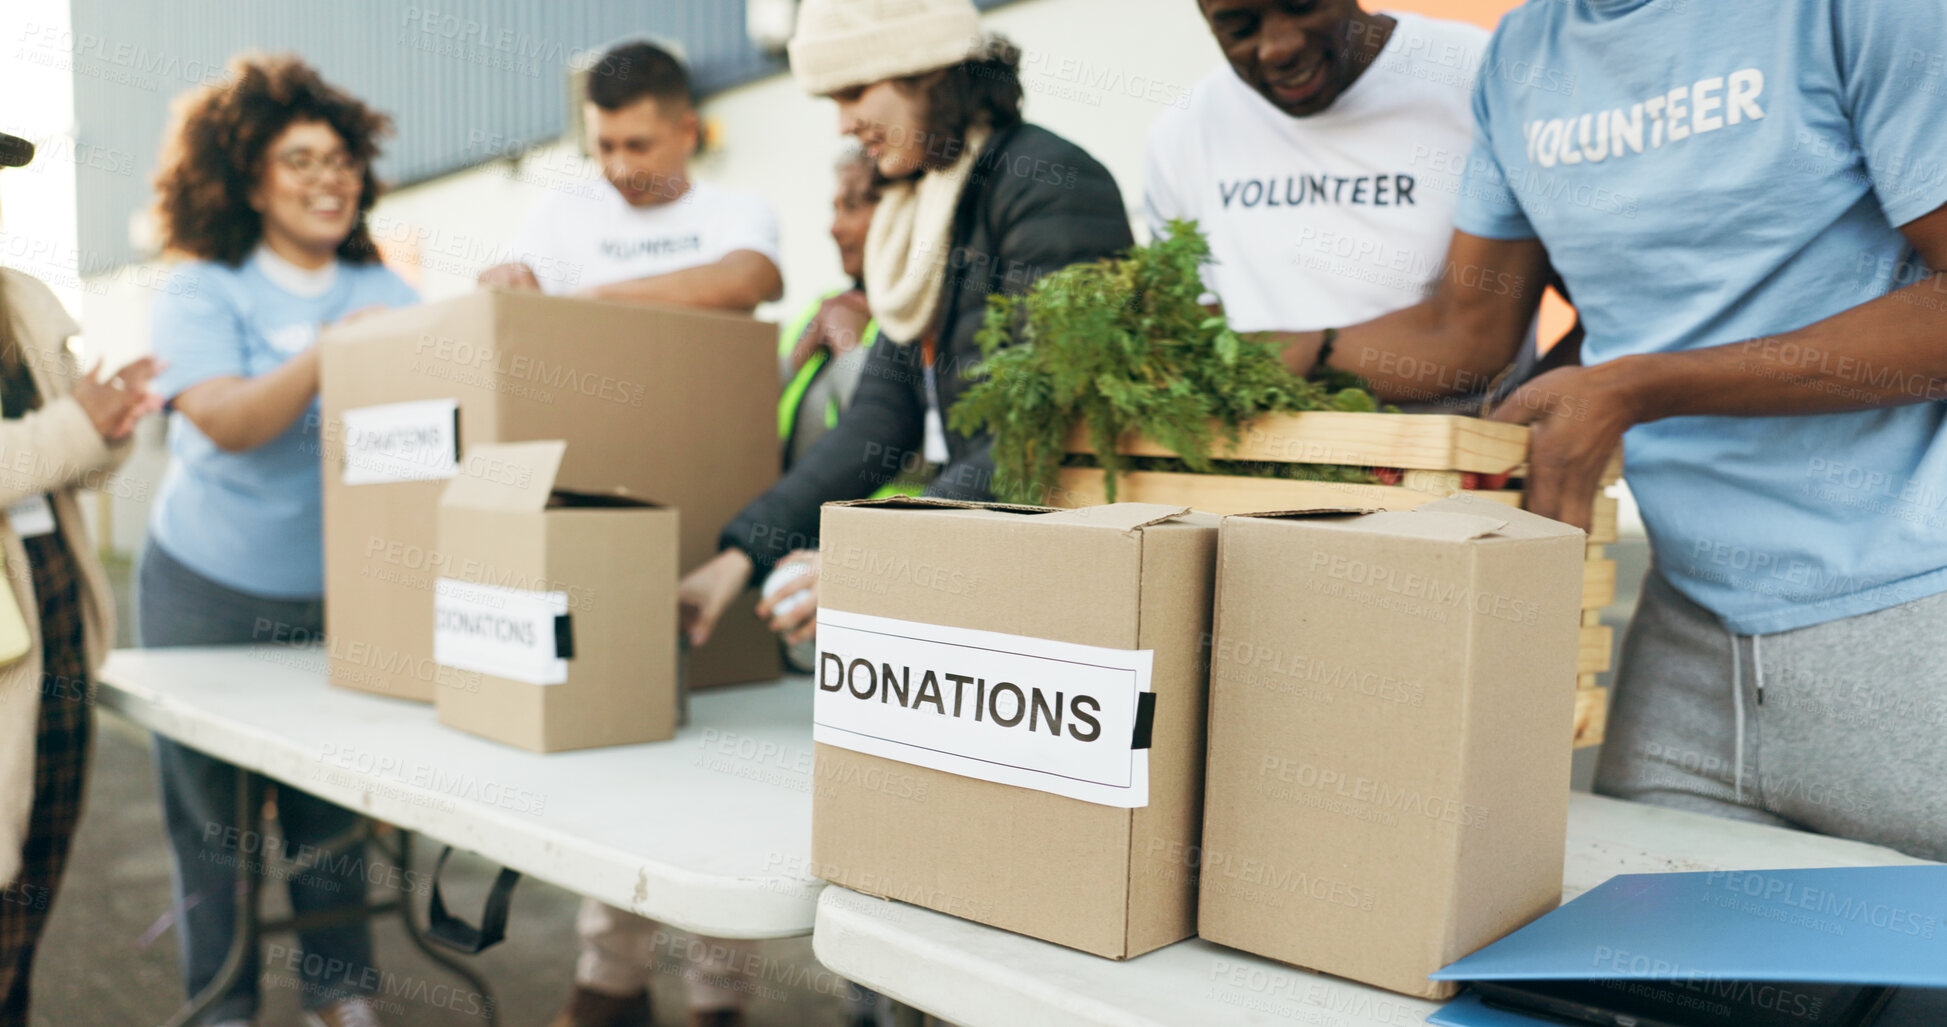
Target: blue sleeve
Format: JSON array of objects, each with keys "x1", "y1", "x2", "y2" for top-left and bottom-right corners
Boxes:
[
  {"x1": 1833, "y1": 0, "x2": 1947, "y2": 227},
  {"x1": 382, "y1": 268, "x2": 421, "y2": 308},
  {"x1": 151, "y1": 263, "x2": 248, "y2": 401},
  {"x1": 1450, "y1": 28, "x2": 1536, "y2": 241}
]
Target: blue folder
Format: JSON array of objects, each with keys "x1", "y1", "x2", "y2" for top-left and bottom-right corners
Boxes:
[{"x1": 1426, "y1": 865, "x2": 1947, "y2": 1026}]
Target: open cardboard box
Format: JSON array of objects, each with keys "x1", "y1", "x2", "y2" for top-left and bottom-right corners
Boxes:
[{"x1": 431, "y1": 441, "x2": 677, "y2": 753}]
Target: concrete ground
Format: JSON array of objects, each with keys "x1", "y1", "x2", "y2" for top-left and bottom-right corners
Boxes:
[{"x1": 25, "y1": 542, "x2": 1652, "y2": 1026}]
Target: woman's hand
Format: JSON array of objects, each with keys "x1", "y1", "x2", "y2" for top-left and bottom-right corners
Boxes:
[
  {"x1": 72, "y1": 356, "x2": 166, "y2": 442},
  {"x1": 756, "y1": 550, "x2": 821, "y2": 647},
  {"x1": 678, "y1": 548, "x2": 755, "y2": 647},
  {"x1": 787, "y1": 290, "x2": 873, "y2": 372},
  {"x1": 1488, "y1": 362, "x2": 1640, "y2": 531}
]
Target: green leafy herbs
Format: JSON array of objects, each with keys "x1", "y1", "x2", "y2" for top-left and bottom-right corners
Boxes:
[{"x1": 948, "y1": 220, "x2": 1384, "y2": 503}]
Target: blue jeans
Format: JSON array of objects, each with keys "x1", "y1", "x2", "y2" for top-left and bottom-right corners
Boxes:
[{"x1": 137, "y1": 540, "x2": 377, "y2": 1023}]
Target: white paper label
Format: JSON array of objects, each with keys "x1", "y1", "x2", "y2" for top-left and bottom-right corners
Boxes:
[
  {"x1": 921, "y1": 406, "x2": 951, "y2": 465},
  {"x1": 433, "y1": 579, "x2": 571, "y2": 685},
  {"x1": 813, "y1": 608, "x2": 1153, "y2": 808},
  {"x1": 340, "y1": 399, "x2": 460, "y2": 485},
  {"x1": 6, "y1": 494, "x2": 56, "y2": 538}
]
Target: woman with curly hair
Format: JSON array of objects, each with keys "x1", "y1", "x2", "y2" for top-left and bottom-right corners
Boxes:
[
  {"x1": 0, "y1": 130, "x2": 162, "y2": 1027},
  {"x1": 141, "y1": 55, "x2": 416, "y2": 1027}
]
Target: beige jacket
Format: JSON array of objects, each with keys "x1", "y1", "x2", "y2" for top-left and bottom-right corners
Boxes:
[{"x1": 0, "y1": 268, "x2": 131, "y2": 886}]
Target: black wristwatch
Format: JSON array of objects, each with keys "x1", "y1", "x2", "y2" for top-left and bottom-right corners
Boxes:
[{"x1": 1311, "y1": 327, "x2": 1339, "y2": 376}]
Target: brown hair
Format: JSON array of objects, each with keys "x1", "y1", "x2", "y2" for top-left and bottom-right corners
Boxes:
[
  {"x1": 585, "y1": 40, "x2": 693, "y2": 112},
  {"x1": 895, "y1": 33, "x2": 1025, "y2": 174},
  {"x1": 152, "y1": 54, "x2": 392, "y2": 266}
]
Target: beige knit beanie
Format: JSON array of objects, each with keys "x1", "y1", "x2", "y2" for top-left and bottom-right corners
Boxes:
[{"x1": 789, "y1": 0, "x2": 985, "y2": 96}]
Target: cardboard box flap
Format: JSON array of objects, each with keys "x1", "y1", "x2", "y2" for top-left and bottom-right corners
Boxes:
[
  {"x1": 318, "y1": 290, "x2": 484, "y2": 345},
  {"x1": 1238, "y1": 503, "x2": 1508, "y2": 542},
  {"x1": 1034, "y1": 503, "x2": 1194, "y2": 533},
  {"x1": 1350, "y1": 509, "x2": 1510, "y2": 542},
  {"x1": 1419, "y1": 493, "x2": 1585, "y2": 540},
  {"x1": 825, "y1": 496, "x2": 1056, "y2": 515},
  {"x1": 441, "y1": 440, "x2": 566, "y2": 513}
]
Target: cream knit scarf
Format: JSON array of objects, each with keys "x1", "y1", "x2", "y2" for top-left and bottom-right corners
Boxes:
[{"x1": 863, "y1": 123, "x2": 993, "y2": 344}]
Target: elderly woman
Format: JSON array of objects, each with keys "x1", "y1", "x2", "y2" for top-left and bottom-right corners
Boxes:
[
  {"x1": 141, "y1": 57, "x2": 418, "y2": 1027},
  {"x1": 0, "y1": 130, "x2": 160, "y2": 1023}
]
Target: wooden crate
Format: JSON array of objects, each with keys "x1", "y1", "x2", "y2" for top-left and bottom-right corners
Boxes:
[
  {"x1": 1579, "y1": 625, "x2": 1614, "y2": 675},
  {"x1": 1574, "y1": 687, "x2": 1609, "y2": 749},
  {"x1": 1058, "y1": 412, "x2": 1621, "y2": 749},
  {"x1": 1068, "y1": 409, "x2": 1530, "y2": 472}
]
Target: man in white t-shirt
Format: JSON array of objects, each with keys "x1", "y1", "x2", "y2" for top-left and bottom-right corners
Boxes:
[
  {"x1": 509, "y1": 43, "x2": 784, "y2": 1027},
  {"x1": 1148, "y1": 2, "x2": 1495, "y2": 338},
  {"x1": 479, "y1": 40, "x2": 783, "y2": 312}
]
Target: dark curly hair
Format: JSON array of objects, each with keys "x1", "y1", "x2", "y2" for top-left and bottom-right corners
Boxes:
[
  {"x1": 895, "y1": 33, "x2": 1025, "y2": 174},
  {"x1": 153, "y1": 54, "x2": 392, "y2": 266}
]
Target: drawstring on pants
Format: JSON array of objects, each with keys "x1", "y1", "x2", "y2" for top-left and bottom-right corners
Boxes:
[
  {"x1": 1731, "y1": 638, "x2": 1746, "y2": 802},
  {"x1": 1729, "y1": 633, "x2": 1768, "y2": 803}
]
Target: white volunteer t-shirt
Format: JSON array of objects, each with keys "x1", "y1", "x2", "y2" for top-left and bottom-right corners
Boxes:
[
  {"x1": 1146, "y1": 11, "x2": 1489, "y2": 333},
  {"x1": 509, "y1": 176, "x2": 782, "y2": 295}
]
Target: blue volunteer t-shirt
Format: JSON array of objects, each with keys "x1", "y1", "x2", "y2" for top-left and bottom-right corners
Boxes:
[
  {"x1": 1456, "y1": 0, "x2": 1947, "y2": 635},
  {"x1": 149, "y1": 253, "x2": 418, "y2": 598}
]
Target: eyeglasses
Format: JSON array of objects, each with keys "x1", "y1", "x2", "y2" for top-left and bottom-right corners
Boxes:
[{"x1": 272, "y1": 149, "x2": 365, "y2": 182}]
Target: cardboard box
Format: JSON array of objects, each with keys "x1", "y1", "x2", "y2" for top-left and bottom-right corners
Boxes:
[
  {"x1": 811, "y1": 498, "x2": 1218, "y2": 959},
  {"x1": 430, "y1": 441, "x2": 678, "y2": 752},
  {"x1": 1198, "y1": 495, "x2": 1584, "y2": 999},
  {"x1": 318, "y1": 289, "x2": 779, "y2": 701}
]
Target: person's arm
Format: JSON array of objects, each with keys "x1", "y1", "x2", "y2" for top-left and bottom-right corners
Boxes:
[
  {"x1": 1495, "y1": 203, "x2": 1947, "y2": 529},
  {"x1": 1142, "y1": 118, "x2": 1190, "y2": 244},
  {"x1": 684, "y1": 337, "x2": 925, "y2": 644},
  {"x1": 1270, "y1": 230, "x2": 1550, "y2": 404},
  {"x1": 577, "y1": 250, "x2": 783, "y2": 312},
  {"x1": 0, "y1": 357, "x2": 160, "y2": 505},
  {"x1": 166, "y1": 297, "x2": 398, "y2": 453},
  {"x1": 169, "y1": 346, "x2": 322, "y2": 453}
]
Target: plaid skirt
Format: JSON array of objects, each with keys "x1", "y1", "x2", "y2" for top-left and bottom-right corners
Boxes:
[{"x1": 0, "y1": 527, "x2": 92, "y2": 1024}]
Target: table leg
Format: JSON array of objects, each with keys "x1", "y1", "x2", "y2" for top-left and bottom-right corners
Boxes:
[{"x1": 162, "y1": 765, "x2": 260, "y2": 1027}]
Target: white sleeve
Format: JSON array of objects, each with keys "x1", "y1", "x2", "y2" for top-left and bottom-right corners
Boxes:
[
  {"x1": 1143, "y1": 114, "x2": 1193, "y2": 244},
  {"x1": 507, "y1": 194, "x2": 576, "y2": 295},
  {"x1": 720, "y1": 193, "x2": 783, "y2": 269}
]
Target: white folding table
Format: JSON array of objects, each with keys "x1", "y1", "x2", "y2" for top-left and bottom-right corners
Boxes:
[
  {"x1": 96, "y1": 645, "x2": 825, "y2": 1025},
  {"x1": 814, "y1": 792, "x2": 1934, "y2": 1027},
  {"x1": 97, "y1": 645, "x2": 824, "y2": 937}
]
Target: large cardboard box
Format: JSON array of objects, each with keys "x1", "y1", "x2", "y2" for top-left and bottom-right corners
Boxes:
[
  {"x1": 431, "y1": 441, "x2": 677, "y2": 752},
  {"x1": 1198, "y1": 495, "x2": 1584, "y2": 999},
  {"x1": 318, "y1": 290, "x2": 779, "y2": 701},
  {"x1": 811, "y1": 498, "x2": 1218, "y2": 959}
]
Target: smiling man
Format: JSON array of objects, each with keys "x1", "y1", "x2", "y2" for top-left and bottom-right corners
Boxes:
[
  {"x1": 478, "y1": 41, "x2": 782, "y2": 311},
  {"x1": 1146, "y1": 0, "x2": 1491, "y2": 334}
]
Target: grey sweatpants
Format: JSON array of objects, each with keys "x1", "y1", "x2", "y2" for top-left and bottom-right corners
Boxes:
[{"x1": 1595, "y1": 569, "x2": 1947, "y2": 861}]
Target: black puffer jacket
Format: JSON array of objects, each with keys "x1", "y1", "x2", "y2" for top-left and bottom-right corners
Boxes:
[{"x1": 722, "y1": 122, "x2": 1133, "y2": 571}]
